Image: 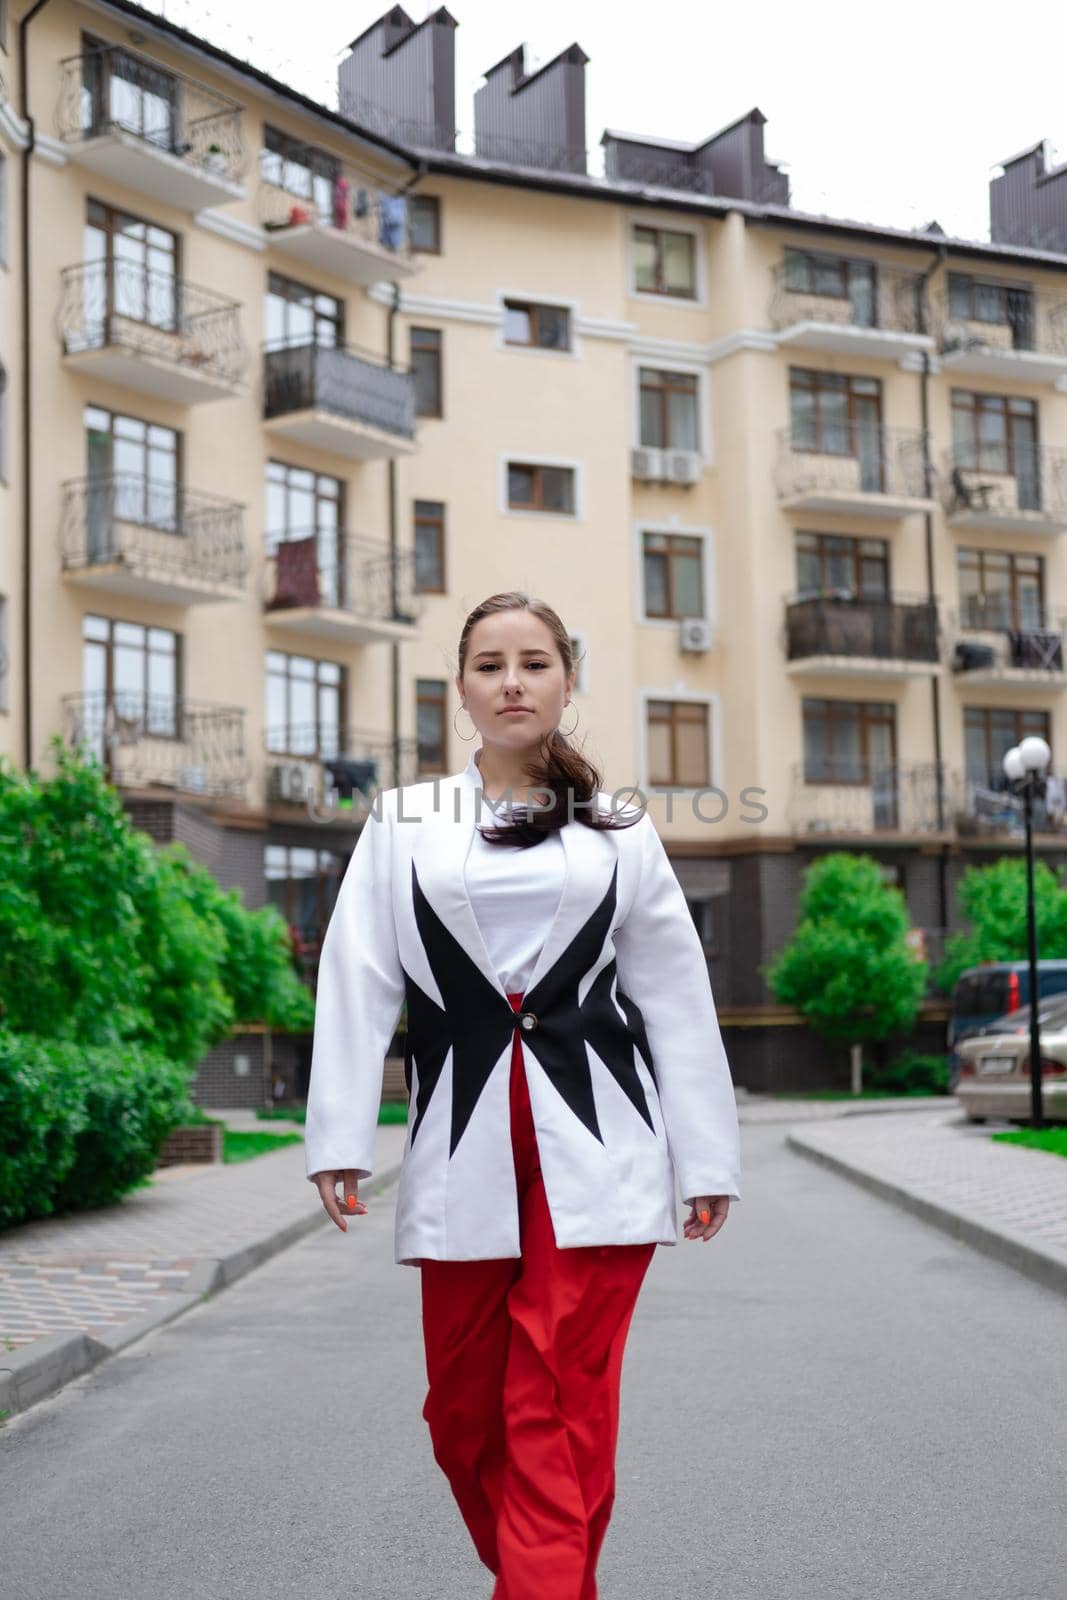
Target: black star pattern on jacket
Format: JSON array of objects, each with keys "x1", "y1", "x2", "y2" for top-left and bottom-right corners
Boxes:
[{"x1": 403, "y1": 859, "x2": 656, "y2": 1158}]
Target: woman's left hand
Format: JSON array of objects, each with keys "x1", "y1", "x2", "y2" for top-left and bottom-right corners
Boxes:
[{"x1": 683, "y1": 1195, "x2": 730, "y2": 1242}]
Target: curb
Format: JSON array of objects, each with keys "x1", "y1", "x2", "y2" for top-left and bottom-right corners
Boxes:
[
  {"x1": 0, "y1": 1160, "x2": 404, "y2": 1422},
  {"x1": 786, "y1": 1129, "x2": 1067, "y2": 1299}
]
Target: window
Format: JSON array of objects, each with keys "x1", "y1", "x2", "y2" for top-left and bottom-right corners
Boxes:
[
  {"x1": 82, "y1": 613, "x2": 180, "y2": 737},
  {"x1": 633, "y1": 225, "x2": 696, "y2": 299},
  {"x1": 965, "y1": 706, "x2": 1050, "y2": 789},
  {"x1": 261, "y1": 125, "x2": 339, "y2": 222},
  {"x1": 266, "y1": 461, "x2": 344, "y2": 608},
  {"x1": 0, "y1": 594, "x2": 8, "y2": 714},
  {"x1": 958, "y1": 549, "x2": 1044, "y2": 631},
  {"x1": 948, "y1": 273, "x2": 1034, "y2": 349},
  {"x1": 783, "y1": 248, "x2": 876, "y2": 327},
  {"x1": 265, "y1": 844, "x2": 345, "y2": 976},
  {"x1": 409, "y1": 195, "x2": 441, "y2": 253},
  {"x1": 506, "y1": 461, "x2": 576, "y2": 515},
  {"x1": 789, "y1": 368, "x2": 883, "y2": 456},
  {"x1": 568, "y1": 633, "x2": 588, "y2": 694},
  {"x1": 951, "y1": 390, "x2": 1038, "y2": 506},
  {"x1": 795, "y1": 532, "x2": 890, "y2": 600},
  {"x1": 414, "y1": 500, "x2": 445, "y2": 593},
  {"x1": 685, "y1": 896, "x2": 721, "y2": 955},
  {"x1": 81, "y1": 35, "x2": 177, "y2": 149},
  {"x1": 85, "y1": 405, "x2": 180, "y2": 533},
  {"x1": 266, "y1": 650, "x2": 345, "y2": 756},
  {"x1": 503, "y1": 300, "x2": 571, "y2": 351},
  {"x1": 410, "y1": 326, "x2": 442, "y2": 417},
  {"x1": 643, "y1": 532, "x2": 704, "y2": 619},
  {"x1": 265, "y1": 272, "x2": 343, "y2": 348},
  {"x1": 85, "y1": 198, "x2": 178, "y2": 333},
  {"x1": 417, "y1": 678, "x2": 447, "y2": 773},
  {"x1": 639, "y1": 368, "x2": 699, "y2": 451},
  {"x1": 646, "y1": 700, "x2": 710, "y2": 788},
  {"x1": 802, "y1": 698, "x2": 895, "y2": 784}
]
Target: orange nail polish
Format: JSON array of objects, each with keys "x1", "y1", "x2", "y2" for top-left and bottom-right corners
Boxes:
[
  {"x1": 346, "y1": 1195, "x2": 356, "y2": 1211},
  {"x1": 698, "y1": 1208, "x2": 711, "y2": 1225}
]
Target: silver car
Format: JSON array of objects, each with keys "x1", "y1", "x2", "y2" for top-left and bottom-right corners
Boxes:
[{"x1": 956, "y1": 994, "x2": 1067, "y2": 1122}]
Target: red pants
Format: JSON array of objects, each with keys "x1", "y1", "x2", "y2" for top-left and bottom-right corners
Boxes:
[{"x1": 419, "y1": 991, "x2": 656, "y2": 1600}]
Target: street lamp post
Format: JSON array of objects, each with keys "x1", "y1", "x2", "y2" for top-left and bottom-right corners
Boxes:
[{"x1": 1003, "y1": 735, "x2": 1052, "y2": 1129}]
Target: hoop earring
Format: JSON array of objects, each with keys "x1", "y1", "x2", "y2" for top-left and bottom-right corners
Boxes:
[
  {"x1": 558, "y1": 701, "x2": 579, "y2": 737},
  {"x1": 452, "y1": 703, "x2": 478, "y2": 741}
]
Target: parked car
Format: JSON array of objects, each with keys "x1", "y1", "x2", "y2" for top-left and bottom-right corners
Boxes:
[
  {"x1": 947, "y1": 960, "x2": 1067, "y2": 1081},
  {"x1": 955, "y1": 991, "x2": 1067, "y2": 1122}
]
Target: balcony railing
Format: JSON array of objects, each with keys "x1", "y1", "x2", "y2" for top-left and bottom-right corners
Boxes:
[
  {"x1": 942, "y1": 444, "x2": 1067, "y2": 531},
  {"x1": 63, "y1": 692, "x2": 248, "y2": 799},
  {"x1": 61, "y1": 474, "x2": 247, "y2": 595},
  {"x1": 259, "y1": 142, "x2": 416, "y2": 283},
  {"x1": 264, "y1": 532, "x2": 421, "y2": 629},
  {"x1": 789, "y1": 760, "x2": 954, "y2": 836},
  {"x1": 263, "y1": 340, "x2": 415, "y2": 443},
  {"x1": 769, "y1": 263, "x2": 928, "y2": 338},
  {"x1": 931, "y1": 281, "x2": 1067, "y2": 380},
  {"x1": 57, "y1": 43, "x2": 245, "y2": 186},
  {"x1": 945, "y1": 606, "x2": 1067, "y2": 677},
  {"x1": 775, "y1": 425, "x2": 931, "y2": 510},
  {"x1": 59, "y1": 260, "x2": 247, "y2": 395},
  {"x1": 784, "y1": 592, "x2": 940, "y2": 665},
  {"x1": 265, "y1": 727, "x2": 420, "y2": 810},
  {"x1": 956, "y1": 778, "x2": 1067, "y2": 839}
]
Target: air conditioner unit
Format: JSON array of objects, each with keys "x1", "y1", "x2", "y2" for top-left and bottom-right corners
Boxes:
[
  {"x1": 269, "y1": 761, "x2": 315, "y2": 803},
  {"x1": 631, "y1": 446, "x2": 665, "y2": 482},
  {"x1": 664, "y1": 449, "x2": 702, "y2": 485},
  {"x1": 176, "y1": 764, "x2": 208, "y2": 794},
  {"x1": 679, "y1": 616, "x2": 714, "y2": 653}
]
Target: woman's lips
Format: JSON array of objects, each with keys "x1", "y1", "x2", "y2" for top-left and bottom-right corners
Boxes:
[{"x1": 500, "y1": 707, "x2": 532, "y2": 716}]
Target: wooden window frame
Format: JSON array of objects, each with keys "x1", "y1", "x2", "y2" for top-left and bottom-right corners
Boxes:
[
  {"x1": 266, "y1": 458, "x2": 344, "y2": 541},
  {"x1": 783, "y1": 246, "x2": 876, "y2": 304},
  {"x1": 416, "y1": 677, "x2": 448, "y2": 774},
  {"x1": 789, "y1": 367, "x2": 883, "y2": 456},
  {"x1": 410, "y1": 325, "x2": 443, "y2": 418},
  {"x1": 409, "y1": 194, "x2": 441, "y2": 254},
  {"x1": 86, "y1": 196, "x2": 181, "y2": 334},
  {"x1": 646, "y1": 698, "x2": 711, "y2": 788},
  {"x1": 632, "y1": 224, "x2": 697, "y2": 300},
  {"x1": 642, "y1": 531, "x2": 705, "y2": 620},
  {"x1": 948, "y1": 272, "x2": 1033, "y2": 328},
  {"x1": 266, "y1": 270, "x2": 345, "y2": 348},
  {"x1": 802, "y1": 697, "x2": 896, "y2": 786},
  {"x1": 638, "y1": 367, "x2": 699, "y2": 451},
  {"x1": 950, "y1": 389, "x2": 1038, "y2": 476},
  {"x1": 265, "y1": 649, "x2": 347, "y2": 757},
  {"x1": 413, "y1": 499, "x2": 446, "y2": 594},
  {"x1": 794, "y1": 531, "x2": 890, "y2": 600},
  {"x1": 506, "y1": 460, "x2": 577, "y2": 516},
  {"x1": 82, "y1": 612, "x2": 183, "y2": 741},
  {"x1": 502, "y1": 299, "x2": 572, "y2": 351},
  {"x1": 964, "y1": 705, "x2": 1051, "y2": 788},
  {"x1": 957, "y1": 547, "x2": 1045, "y2": 631}
]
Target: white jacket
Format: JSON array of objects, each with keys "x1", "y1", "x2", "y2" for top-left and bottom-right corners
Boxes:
[{"x1": 304, "y1": 749, "x2": 742, "y2": 1266}]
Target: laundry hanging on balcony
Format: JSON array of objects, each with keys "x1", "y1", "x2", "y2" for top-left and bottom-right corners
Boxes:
[{"x1": 271, "y1": 536, "x2": 320, "y2": 609}]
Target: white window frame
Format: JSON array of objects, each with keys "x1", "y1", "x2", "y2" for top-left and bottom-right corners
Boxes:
[
  {"x1": 627, "y1": 212, "x2": 707, "y2": 309},
  {"x1": 494, "y1": 290, "x2": 581, "y2": 359},
  {"x1": 498, "y1": 454, "x2": 584, "y2": 522},
  {"x1": 634, "y1": 520, "x2": 716, "y2": 629},
  {"x1": 637, "y1": 687, "x2": 722, "y2": 796},
  {"x1": 630, "y1": 354, "x2": 712, "y2": 463}
]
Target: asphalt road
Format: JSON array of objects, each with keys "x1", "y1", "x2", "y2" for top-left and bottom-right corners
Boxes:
[{"x1": 2, "y1": 1123, "x2": 1065, "y2": 1600}]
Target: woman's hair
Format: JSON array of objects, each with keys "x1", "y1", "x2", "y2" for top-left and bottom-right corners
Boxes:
[{"x1": 457, "y1": 591, "x2": 641, "y2": 848}]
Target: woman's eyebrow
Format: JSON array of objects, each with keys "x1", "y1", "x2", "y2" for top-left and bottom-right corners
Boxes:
[{"x1": 472, "y1": 648, "x2": 552, "y2": 660}]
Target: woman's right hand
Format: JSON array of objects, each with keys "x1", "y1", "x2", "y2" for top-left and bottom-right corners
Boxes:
[{"x1": 313, "y1": 1169, "x2": 368, "y2": 1232}]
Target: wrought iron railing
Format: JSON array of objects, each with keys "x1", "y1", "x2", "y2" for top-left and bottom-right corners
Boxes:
[
  {"x1": 769, "y1": 262, "x2": 928, "y2": 335},
  {"x1": 62, "y1": 692, "x2": 248, "y2": 798},
  {"x1": 259, "y1": 141, "x2": 413, "y2": 260},
  {"x1": 956, "y1": 777, "x2": 1067, "y2": 838},
  {"x1": 775, "y1": 425, "x2": 931, "y2": 502},
  {"x1": 61, "y1": 474, "x2": 247, "y2": 589},
  {"x1": 784, "y1": 593, "x2": 940, "y2": 664},
  {"x1": 58, "y1": 260, "x2": 247, "y2": 389},
  {"x1": 789, "y1": 759, "x2": 955, "y2": 836},
  {"x1": 57, "y1": 42, "x2": 246, "y2": 183},
  {"x1": 930, "y1": 279, "x2": 1067, "y2": 360},
  {"x1": 263, "y1": 340, "x2": 415, "y2": 439},
  {"x1": 264, "y1": 531, "x2": 421, "y2": 623},
  {"x1": 265, "y1": 727, "x2": 420, "y2": 803},
  {"x1": 941, "y1": 443, "x2": 1067, "y2": 522},
  {"x1": 944, "y1": 606, "x2": 1067, "y2": 675}
]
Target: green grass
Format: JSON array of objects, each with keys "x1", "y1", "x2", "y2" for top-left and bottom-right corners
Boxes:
[
  {"x1": 761, "y1": 1088, "x2": 945, "y2": 1100},
  {"x1": 254, "y1": 1102, "x2": 409, "y2": 1126},
  {"x1": 991, "y1": 1125, "x2": 1067, "y2": 1158},
  {"x1": 222, "y1": 1128, "x2": 303, "y2": 1163}
]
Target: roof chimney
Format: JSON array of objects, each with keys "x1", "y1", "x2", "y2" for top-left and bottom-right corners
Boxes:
[
  {"x1": 338, "y1": 5, "x2": 458, "y2": 151},
  {"x1": 473, "y1": 42, "x2": 589, "y2": 174},
  {"x1": 602, "y1": 108, "x2": 789, "y2": 204},
  {"x1": 990, "y1": 140, "x2": 1067, "y2": 253}
]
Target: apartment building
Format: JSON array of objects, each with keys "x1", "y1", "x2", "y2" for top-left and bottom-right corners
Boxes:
[{"x1": 6, "y1": 1, "x2": 1067, "y2": 1091}]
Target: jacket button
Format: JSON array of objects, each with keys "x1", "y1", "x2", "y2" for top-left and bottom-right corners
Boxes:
[{"x1": 519, "y1": 1012, "x2": 538, "y2": 1031}]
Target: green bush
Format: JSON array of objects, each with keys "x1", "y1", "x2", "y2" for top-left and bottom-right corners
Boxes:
[
  {"x1": 0, "y1": 1030, "x2": 89, "y2": 1228},
  {"x1": 863, "y1": 1049, "x2": 951, "y2": 1096}
]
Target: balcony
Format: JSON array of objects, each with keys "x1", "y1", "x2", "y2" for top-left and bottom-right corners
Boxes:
[
  {"x1": 57, "y1": 44, "x2": 245, "y2": 211},
  {"x1": 264, "y1": 532, "x2": 421, "y2": 643},
  {"x1": 63, "y1": 693, "x2": 248, "y2": 800},
  {"x1": 783, "y1": 592, "x2": 940, "y2": 679},
  {"x1": 945, "y1": 606, "x2": 1067, "y2": 686},
  {"x1": 955, "y1": 779, "x2": 1067, "y2": 840},
  {"x1": 60, "y1": 475, "x2": 247, "y2": 605},
  {"x1": 263, "y1": 341, "x2": 416, "y2": 460},
  {"x1": 932, "y1": 282, "x2": 1067, "y2": 384},
  {"x1": 265, "y1": 729, "x2": 420, "y2": 817},
  {"x1": 59, "y1": 261, "x2": 246, "y2": 404},
  {"x1": 259, "y1": 145, "x2": 418, "y2": 287},
  {"x1": 775, "y1": 426, "x2": 934, "y2": 519},
  {"x1": 788, "y1": 760, "x2": 954, "y2": 838},
  {"x1": 941, "y1": 446, "x2": 1067, "y2": 535},
  {"x1": 769, "y1": 263, "x2": 934, "y2": 361}
]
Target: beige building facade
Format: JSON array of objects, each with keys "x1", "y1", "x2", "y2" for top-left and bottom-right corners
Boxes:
[{"x1": 5, "y1": 1, "x2": 1067, "y2": 1087}]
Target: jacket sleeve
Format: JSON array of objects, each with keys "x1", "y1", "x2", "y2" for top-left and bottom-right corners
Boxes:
[
  {"x1": 612, "y1": 811, "x2": 742, "y2": 1205},
  {"x1": 304, "y1": 793, "x2": 406, "y2": 1184}
]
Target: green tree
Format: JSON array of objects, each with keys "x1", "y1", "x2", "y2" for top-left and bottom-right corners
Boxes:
[
  {"x1": 935, "y1": 856, "x2": 1067, "y2": 994},
  {"x1": 764, "y1": 852, "x2": 927, "y2": 1090}
]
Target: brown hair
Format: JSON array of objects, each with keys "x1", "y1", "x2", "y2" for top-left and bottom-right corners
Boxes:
[{"x1": 456, "y1": 591, "x2": 641, "y2": 849}]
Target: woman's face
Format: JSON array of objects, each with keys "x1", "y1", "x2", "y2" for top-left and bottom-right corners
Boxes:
[{"x1": 457, "y1": 610, "x2": 575, "y2": 755}]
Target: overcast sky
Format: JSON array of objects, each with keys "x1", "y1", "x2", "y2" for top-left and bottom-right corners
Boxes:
[{"x1": 148, "y1": 0, "x2": 1066, "y2": 242}]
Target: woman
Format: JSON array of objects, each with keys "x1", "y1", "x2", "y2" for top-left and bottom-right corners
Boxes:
[{"x1": 305, "y1": 590, "x2": 741, "y2": 1599}]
